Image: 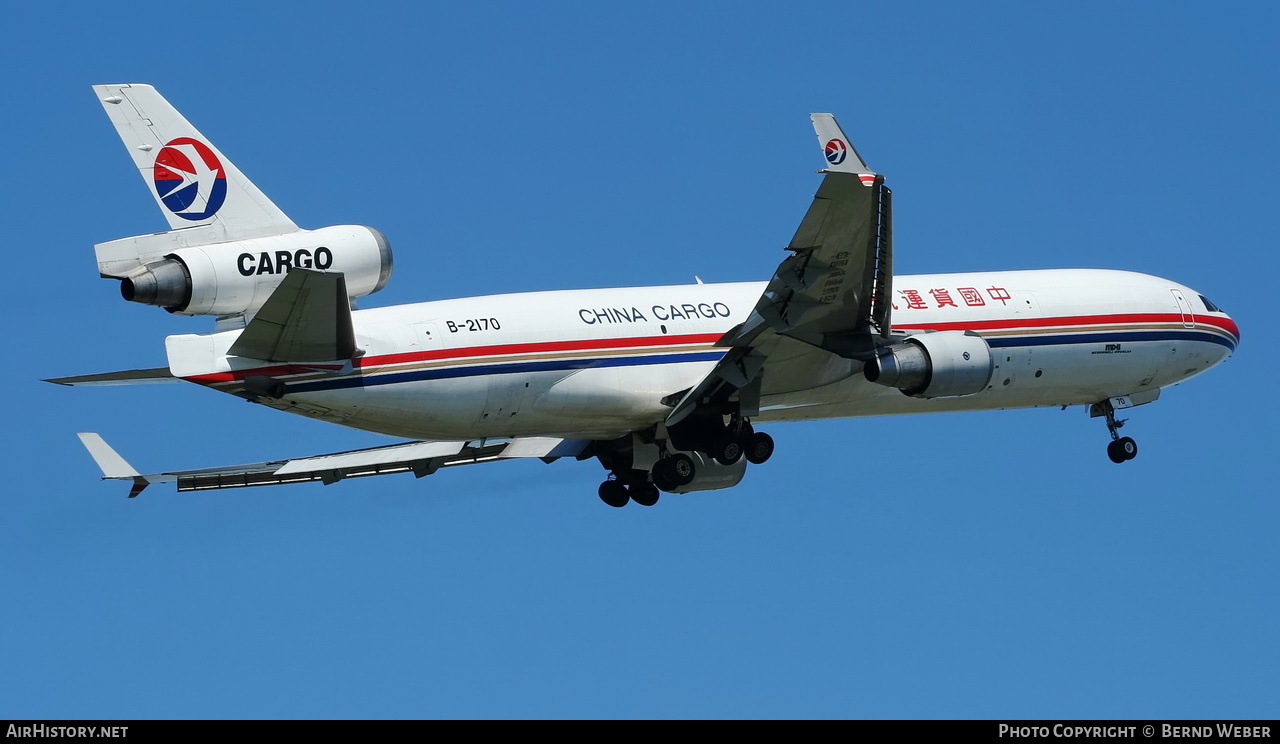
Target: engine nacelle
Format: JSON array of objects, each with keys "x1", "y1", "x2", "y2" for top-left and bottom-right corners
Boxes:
[
  {"x1": 864, "y1": 330, "x2": 994, "y2": 398},
  {"x1": 118, "y1": 225, "x2": 392, "y2": 316}
]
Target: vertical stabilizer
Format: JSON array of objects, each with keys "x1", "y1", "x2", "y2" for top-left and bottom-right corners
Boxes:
[{"x1": 93, "y1": 83, "x2": 299, "y2": 242}]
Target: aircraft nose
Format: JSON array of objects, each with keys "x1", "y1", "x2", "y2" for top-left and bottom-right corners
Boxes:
[
  {"x1": 1224, "y1": 313, "x2": 1241, "y2": 350},
  {"x1": 1212, "y1": 311, "x2": 1240, "y2": 354},
  {"x1": 1189, "y1": 289, "x2": 1239, "y2": 354}
]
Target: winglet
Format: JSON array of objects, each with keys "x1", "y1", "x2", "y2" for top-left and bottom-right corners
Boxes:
[
  {"x1": 77, "y1": 433, "x2": 150, "y2": 498},
  {"x1": 810, "y1": 113, "x2": 877, "y2": 184}
]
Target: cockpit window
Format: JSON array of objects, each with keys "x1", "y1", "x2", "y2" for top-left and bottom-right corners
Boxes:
[{"x1": 1199, "y1": 294, "x2": 1222, "y2": 313}]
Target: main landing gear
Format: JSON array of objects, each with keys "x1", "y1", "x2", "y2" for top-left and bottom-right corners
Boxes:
[
  {"x1": 706, "y1": 417, "x2": 775, "y2": 467},
  {"x1": 1093, "y1": 400, "x2": 1138, "y2": 464},
  {"x1": 593, "y1": 417, "x2": 776, "y2": 507},
  {"x1": 650, "y1": 453, "x2": 695, "y2": 492},
  {"x1": 598, "y1": 477, "x2": 661, "y2": 508},
  {"x1": 597, "y1": 453, "x2": 698, "y2": 506},
  {"x1": 744, "y1": 430, "x2": 775, "y2": 465}
]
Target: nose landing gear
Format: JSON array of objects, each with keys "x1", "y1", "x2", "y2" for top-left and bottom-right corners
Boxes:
[
  {"x1": 1107, "y1": 436, "x2": 1138, "y2": 464},
  {"x1": 1092, "y1": 400, "x2": 1138, "y2": 463}
]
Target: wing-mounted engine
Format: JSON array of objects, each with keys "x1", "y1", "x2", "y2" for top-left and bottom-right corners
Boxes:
[
  {"x1": 98, "y1": 225, "x2": 392, "y2": 316},
  {"x1": 864, "y1": 330, "x2": 994, "y2": 398}
]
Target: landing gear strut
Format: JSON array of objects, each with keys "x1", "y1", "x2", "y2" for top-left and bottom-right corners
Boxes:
[{"x1": 1093, "y1": 400, "x2": 1138, "y2": 464}]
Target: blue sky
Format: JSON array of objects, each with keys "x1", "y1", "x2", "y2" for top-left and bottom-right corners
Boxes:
[{"x1": 2, "y1": 1, "x2": 1276, "y2": 719}]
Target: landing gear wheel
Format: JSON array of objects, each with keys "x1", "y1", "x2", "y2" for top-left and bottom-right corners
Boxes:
[
  {"x1": 712, "y1": 435, "x2": 743, "y2": 465},
  {"x1": 598, "y1": 480, "x2": 629, "y2": 507},
  {"x1": 651, "y1": 466, "x2": 677, "y2": 492},
  {"x1": 660, "y1": 453, "x2": 696, "y2": 487},
  {"x1": 630, "y1": 483, "x2": 660, "y2": 507},
  {"x1": 745, "y1": 432, "x2": 775, "y2": 465},
  {"x1": 1106, "y1": 437, "x2": 1138, "y2": 463}
]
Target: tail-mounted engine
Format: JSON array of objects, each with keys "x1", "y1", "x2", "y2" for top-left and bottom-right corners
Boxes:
[
  {"x1": 864, "y1": 330, "x2": 993, "y2": 398},
  {"x1": 95, "y1": 225, "x2": 392, "y2": 316}
]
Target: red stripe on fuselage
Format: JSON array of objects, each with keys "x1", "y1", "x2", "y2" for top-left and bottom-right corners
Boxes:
[
  {"x1": 186, "y1": 363, "x2": 345, "y2": 384},
  {"x1": 186, "y1": 332, "x2": 724, "y2": 384},
  {"x1": 896, "y1": 312, "x2": 1239, "y2": 341},
  {"x1": 359, "y1": 332, "x2": 723, "y2": 369},
  {"x1": 1208, "y1": 315, "x2": 1241, "y2": 342}
]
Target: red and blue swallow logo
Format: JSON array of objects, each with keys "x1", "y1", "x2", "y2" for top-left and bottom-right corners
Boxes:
[
  {"x1": 824, "y1": 138, "x2": 848, "y2": 166},
  {"x1": 153, "y1": 138, "x2": 227, "y2": 220}
]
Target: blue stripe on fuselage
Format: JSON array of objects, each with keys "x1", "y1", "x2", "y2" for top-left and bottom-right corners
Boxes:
[
  {"x1": 285, "y1": 351, "x2": 727, "y2": 393},
  {"x1": 985, "y1": 329, "x2": 1236, "y2": 351}
]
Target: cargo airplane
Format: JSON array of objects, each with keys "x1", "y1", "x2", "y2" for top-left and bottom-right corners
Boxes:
[{"x1": 51, "y1": 84, "x2": 1240, "y2": 506}]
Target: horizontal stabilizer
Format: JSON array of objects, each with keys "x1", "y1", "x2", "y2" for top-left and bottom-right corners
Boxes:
[
  {"x1": 228, "y1": 268, "x2": 355, "y2": 362},
  {"x1": 45, "y1": 367, "x2": 178, "y2": 386}
]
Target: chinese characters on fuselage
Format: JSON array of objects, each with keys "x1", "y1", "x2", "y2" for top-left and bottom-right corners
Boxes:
[{"x1": 892, "y1": 286, "x2": 1011, "y2": 310}]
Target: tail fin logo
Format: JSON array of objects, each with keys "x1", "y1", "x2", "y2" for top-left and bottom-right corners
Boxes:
[
  {"x1": 824, "y1": 138, "x2": 848, "y2": 166},
  {"x1": 153, "y1": 138, "x2": 228, "y2": 221}
]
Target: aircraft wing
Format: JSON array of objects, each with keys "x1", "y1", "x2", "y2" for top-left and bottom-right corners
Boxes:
[
  {"x1": 667, "y1": 114, "x2": 892, "y2": 425},
  {"x1": 77, "y1": 433, "x2": 589, "y2": 497}
]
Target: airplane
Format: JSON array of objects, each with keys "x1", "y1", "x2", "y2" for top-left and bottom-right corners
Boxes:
[{"x1": 50, "y1": 84, "x2": 1240, "y2": 507}]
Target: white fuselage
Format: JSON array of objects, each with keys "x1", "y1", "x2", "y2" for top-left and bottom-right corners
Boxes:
[{"x1": 166, "y1": 268, "x2": 1238, "y2": 441}]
